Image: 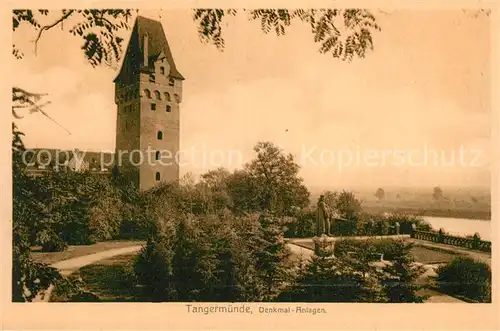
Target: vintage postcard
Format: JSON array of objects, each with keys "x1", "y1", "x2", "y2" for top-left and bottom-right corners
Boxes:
[{"x1": 2, "y1": 1, "x2": 499, "y2": 330}]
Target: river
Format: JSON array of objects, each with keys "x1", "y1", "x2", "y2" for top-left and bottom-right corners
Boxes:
[{"x1": 423, "y1": 216, "x2": 492, "y2": 241}]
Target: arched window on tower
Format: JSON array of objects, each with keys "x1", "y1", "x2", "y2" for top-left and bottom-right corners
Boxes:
[
  {"x1": 164, "y1": 92, "x2": 171, "y2": 101},
  {"x1": 154, "y1": 90, "x2": 161, "y2": 100},
  {"x1": 157, "y1": 131, "x2": 163, "y2": 140},
  {"x1": 144, "y1": 89, "x2": 151, "y2": 99},
  {"x1": 174, "y1": 94, "x2": 181, "y2": 103},
  {"x1": 155, "y1": 172, "x2": 161, "y2": 181},
  {"x1": 155, "y1": 151, "x2": 161, "y2": 160},
  {"x1": 166, "y1": 105, "x2": 171, "y2": 113}
]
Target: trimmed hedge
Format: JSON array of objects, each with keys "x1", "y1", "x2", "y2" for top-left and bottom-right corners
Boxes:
[{"x1": 285, "y1": 209, "x2": 432, "y2": 238}]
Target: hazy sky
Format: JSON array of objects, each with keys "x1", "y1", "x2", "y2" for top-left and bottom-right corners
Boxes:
[{"x1": 12, "y1": 9, "x2": 491, "y2": 189}]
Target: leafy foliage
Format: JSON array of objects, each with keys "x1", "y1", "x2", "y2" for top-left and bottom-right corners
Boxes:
[
  {"x1": 284, "y1": 190, "x2": 429, "y2": 238},
  {"x1": 28, "y1": 171, "x2": 128, "y2": 246},
  {"x1": 253, "y1": 215, "x2": 293, "y2": 300},
  {"x1": 51, "y1": 276, "x2": 101, "y2": 302},
  {"x1": 436, "y1": 257, "x2": 491, "y2": 302},
  {"x1": 284, "y1": 207, "x2": 316, "y2": 238},
  {"x1": 12, "y1": 124, "x2": 62, "y2": 301},
  {"x1": 146, "y1": 142, "x2": 310, "y2": 217},
  {"x1": 13, "y1": 9, "x2": 132, "y2": 67},
  {"x1": 379, "y1": 240, "x2": 426, "y2": 302},
  {"x1": 135, "y1": 214, "x2": 272, "y2": 302},
  {"x1": 332, "y1": 190, "x2": 362, "y2": 219},
  {"x1": 244, "y1": 141, "x2": 310, "y2": 215},
  {"x1": 13, "y1": 8, "x2": 381, "y2": 71},
  {"x1": 193, "y1": 9, "x2": 381, "y2": 61},
  {"x1": 278, "y1": 254, "x2": 384, "y2": 302}
]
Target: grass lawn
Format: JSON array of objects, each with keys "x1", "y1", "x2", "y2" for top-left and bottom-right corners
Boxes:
[
  {"x1": 410, "y1": 245, "x2": 458, "y2": 264},
  {"x1": 51, "y1": 252, "x2": 145, "y2": 302},
  {"x1": 31, "y1": 240, "x2": 145, "y2": 265}
]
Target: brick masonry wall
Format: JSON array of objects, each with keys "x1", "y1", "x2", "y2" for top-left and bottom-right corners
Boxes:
[
  {"x1": 115, "y1": 81, "x2": 141, "y2": 188},
  {"x1": 138, "y1": 59, "x2": 181, "y2": 191}
]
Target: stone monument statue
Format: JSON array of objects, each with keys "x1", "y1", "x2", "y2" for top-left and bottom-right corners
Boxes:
[{"x1": 316, "y1": 195, "x2": 332, "y2": 236}]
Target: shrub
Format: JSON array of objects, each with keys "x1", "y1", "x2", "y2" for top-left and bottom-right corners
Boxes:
[
  {"x1": 354, "y1": 212, "x2": 430, "y2": 236},
  {"x1": 278, "y1": 255, "x2": 385, "y2": 302},
  {"x1": 134, "y1": 226, "x2": 177, "y2": 301},
  {"x1": 51, "y1": 277, "x2": 101, "y2": 302},
  {"x1": 332, "y1": 238, "x2": 426, "y2": 302},
  {"x1": 436, "y1": 257, "x2": 491, "y2": 302},
  {"x1": 284, "y1": 208, "x2": 315, "y2": 238},
  {"x1": 334, "y1": 238, "x2": 408, "y2": 261},
  {"x1": 41, "y1": 237, "x2": 68, "y2": 252}
]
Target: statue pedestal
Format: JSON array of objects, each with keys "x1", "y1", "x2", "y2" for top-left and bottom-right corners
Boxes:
[{"x1": 312, "y1": 235, "x2": 335, "y2": 258}]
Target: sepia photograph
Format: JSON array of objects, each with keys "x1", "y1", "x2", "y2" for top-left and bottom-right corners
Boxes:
[{"x1": 4, "y1": 4, "x2": 498, "y2": 328}]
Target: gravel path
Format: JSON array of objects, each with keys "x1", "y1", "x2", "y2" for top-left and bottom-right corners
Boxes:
[{"x1": 34, "y1": 245, "x2": 143, "y2": 302}]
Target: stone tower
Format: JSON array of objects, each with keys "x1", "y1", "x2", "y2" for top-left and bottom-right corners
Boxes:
[{"x1": 114, "y1": 16, "x2": 184, "y2": 191}]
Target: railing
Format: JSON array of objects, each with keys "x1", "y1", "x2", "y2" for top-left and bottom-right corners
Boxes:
[{"x1": 411, "y1": 229, "x2": 491, "y2": 253}]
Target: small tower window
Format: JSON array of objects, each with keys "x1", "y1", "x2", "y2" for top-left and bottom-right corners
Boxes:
[
  {"x1": 154, "y1": 90, "x2": 161, "y2": 100},
  {"x1": 166, "y1": 105, "x2": 171, "y2": 112},
  {"x1": 164, "y1": 92, "x2": 171, "y2": 102},
  {"x1": 157, "y1": 131, "x2": 163, "y2": 140},
  {"x1": 155, "y1": 172, "x2": 161, "y2": 181},
  {"x1": 155, "y1": 151, "x2": 161, "y2": 160},
  {"x1": 174, "y1": 94, "x2": 181, "y2": 103},
  {"x1": 144, "y1": 89, "x2": 151, "y2": 99},
  {"x1": 151, "y1": 103, "x2": 156, "y2": 111},
  {"x1": 149, "y1": 73, "x2": 155, "y2": 83},
  {"x1": 169, "y1": 78, "x2": 175, "y2": 86},
  {"x1": 160, "y1": 67, "x2": 165, "y2": 75}
]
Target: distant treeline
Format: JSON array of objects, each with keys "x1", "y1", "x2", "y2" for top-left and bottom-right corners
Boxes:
[{"x1": 362, "y1": 205, "x2": 490, "y2": 221}]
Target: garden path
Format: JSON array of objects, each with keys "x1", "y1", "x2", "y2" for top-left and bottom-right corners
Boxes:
[{"x1": 33, "y1": 245, "x2": 143, "y2": 302}]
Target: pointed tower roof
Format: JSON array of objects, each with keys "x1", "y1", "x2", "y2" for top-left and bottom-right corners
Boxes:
[{"x1": 114, "y1": 16, "x2": 184, "y2": 84}]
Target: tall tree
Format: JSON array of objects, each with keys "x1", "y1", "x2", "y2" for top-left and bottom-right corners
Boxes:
[
  {"x1": 279, "y1": 254, "x2": 383, "y2": 302},
  {"x1": 433, "y1": 186, "x2": 444, "y2": 201},
  {"x1": 333, "y1": 190, "x2": 362, "y2": 219},
  {"x1": 375, "y1": 188, "x2": 385, "y2": 201},
  {"x1": 245, "y1": 142, "x2": 310, "y2": 215},
  {"x1": 12, "y1": 124, "x2": 61, "y2": 301},
  {"x1": 380, "y1": 240, "x2": 426, "y2": 303},
  {"x1": 253, "y1": 215, "x2": 293, "y2": 300}
]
